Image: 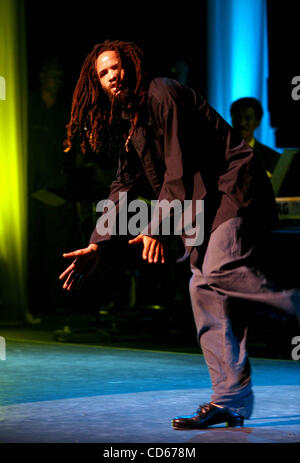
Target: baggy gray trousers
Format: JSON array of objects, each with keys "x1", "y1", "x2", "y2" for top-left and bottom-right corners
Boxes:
[{"x1": 189, "y1": 217, "x2": 300, "y2": 418}]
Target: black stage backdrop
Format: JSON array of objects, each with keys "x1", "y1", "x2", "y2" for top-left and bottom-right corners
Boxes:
[{"x1": 25, "y1": 0, "x2": 208, "y2": 98}]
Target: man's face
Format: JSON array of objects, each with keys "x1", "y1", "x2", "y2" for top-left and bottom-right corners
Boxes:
[
  {"x1": 231, "y1": 107, "x2": 260, "y2": 143},
  {"x1": 40, "y1": 67, "x2": 64, "y2": 96},
  {"x1": 96, "y1": 50, "x2": 125, "y2": 100}
]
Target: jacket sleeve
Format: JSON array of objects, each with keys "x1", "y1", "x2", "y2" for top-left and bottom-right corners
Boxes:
[
  {"x1": 194, "y1": 95, "x2": 276, "y2": 231},
  {"x1": 141, "y1": 81, "x2": 205, "y2": 247}
]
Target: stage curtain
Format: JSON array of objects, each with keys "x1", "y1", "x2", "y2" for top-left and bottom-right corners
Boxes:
[{"x1": 0, "y1": 0, "x2": 28, "y2": 322}]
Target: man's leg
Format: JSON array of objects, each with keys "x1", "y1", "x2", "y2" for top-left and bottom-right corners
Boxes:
[
  {"x1": 199, "y1": 217, "x2": 299, "y2": 320},
  {"x1": 189, "y1": 264, "x2": 254, "y2": 419},
  {"x1": 173, "y1": 217, "x2": 299, "y2": 428}
]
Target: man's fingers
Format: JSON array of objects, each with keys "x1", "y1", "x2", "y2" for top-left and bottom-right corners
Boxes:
[
  {"x1": 63, "y1": 248, "x2": 89, "y2": 258},
  {"x1": 152, "y1": 242, "x2": 165, "y2": 263},
  {"x1": 63, "y1": 269, "x2": 75, "y2": 290},
  {"x1": 148, "y1": 239, "x2": 157, "y2": 262},
  {"x1": 62, "y1": 244, "x2": 99, "y2": 262},
  {"x1": 128, "y1": 235, "x2": 143, "y2": 245},
  {"x1": 128, "y1": 235, "x2": 165, "y2": 264},
  {"x1": 142, "y1": 237, "x2": 152, "y2": 260},
  {"x1": 63, "y1": 270, "x2": 84, "y2": 291},
  {"x1": 59, "y1": 261, "x2": 76, "y2": 280},
  {"x1": 161, "y1": 245, "x2": 165, "y2": 263},
  {"x1": 154, "y1": 243, "x2": 160, "y2": 263}
]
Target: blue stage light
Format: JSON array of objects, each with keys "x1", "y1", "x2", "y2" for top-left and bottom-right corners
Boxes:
[{"x1": 207, "y1": 0, "x2": 280, "y2": 151}]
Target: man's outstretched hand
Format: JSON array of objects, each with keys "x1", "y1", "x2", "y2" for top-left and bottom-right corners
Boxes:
[
  {"x1": 128, "y1": 234, "x2": 165, "y2": 264},
  {"x1": 59, "y1": 243, "x2": 101, "y2": 291}
]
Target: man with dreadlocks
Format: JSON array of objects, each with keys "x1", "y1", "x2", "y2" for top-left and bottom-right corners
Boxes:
[{"x1": 59, "y1": 40, "x2": 300, "y2": 429}]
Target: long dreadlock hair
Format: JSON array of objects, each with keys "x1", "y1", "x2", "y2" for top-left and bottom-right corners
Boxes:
[{"x1": 64, "y1": 40, "x2": 148, "y2": 156}]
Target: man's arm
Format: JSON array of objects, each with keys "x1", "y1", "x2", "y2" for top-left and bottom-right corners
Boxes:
[
  {"x1": 60, "y1": 151, "x2": 165, "y2": 291},
  {"x1": 59, "y1": 159, "x2": 145, "y2": 290},
  {"x1": 140, "y1": 80, "x2": 204, "y2": 249}
]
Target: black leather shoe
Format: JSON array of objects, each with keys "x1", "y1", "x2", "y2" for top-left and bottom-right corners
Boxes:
[{"x1": 172, "y1": 402, "x2": 244, "y2": 429}]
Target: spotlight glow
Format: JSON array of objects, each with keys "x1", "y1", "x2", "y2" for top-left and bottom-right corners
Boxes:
[
  {"x1": 0, "y1": 0, "x2": 28, "y2": 320},
  {"x1": 207, "y1": 0, "x2": 277, "y2": 150}
]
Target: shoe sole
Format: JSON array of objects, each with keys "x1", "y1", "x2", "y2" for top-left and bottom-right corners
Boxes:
[{"x1": 172, "y1": 419, "x2": 244, "y2": 430}]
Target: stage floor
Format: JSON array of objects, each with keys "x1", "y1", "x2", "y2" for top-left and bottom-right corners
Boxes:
[{"x1": 0, "y1": 338, "x2": 299, "y2": 444}]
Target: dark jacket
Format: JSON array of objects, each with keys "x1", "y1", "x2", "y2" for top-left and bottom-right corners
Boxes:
[
  {"x1": 90, "y1": 77, "x2": 278, "y2": 252},
  {"x1": 253, "y1": 139, "x2": 280, "y2": 174}
]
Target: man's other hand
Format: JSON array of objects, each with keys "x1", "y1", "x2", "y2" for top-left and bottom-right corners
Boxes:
[
  {"x1": 128, "y1": 234, "x2": 165, "y2": 264},
  {"x1": 59, "y1": 243, "x2": 101, "y2": 291}
]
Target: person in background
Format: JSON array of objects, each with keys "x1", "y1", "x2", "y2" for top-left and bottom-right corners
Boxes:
[
  {"x1": 169, "y1": 58, "x2": 190, "y2": 84},
  {"x1": 230, "y1": 97, "x2": 280, "y2": 177},
  {"x1": 27, "y1": 58, "x2": 78, "y2": 320}
]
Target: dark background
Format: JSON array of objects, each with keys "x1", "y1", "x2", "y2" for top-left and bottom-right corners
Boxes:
[
  {"x1": 25, "y1": 0, "x2": 299, "y2": 146},
  {"x1": 267, "y1": 0, "x2": 300, "y2": 146},
  {"x1": 25, "y1": 1, "x2": 208, "y2": 97}
]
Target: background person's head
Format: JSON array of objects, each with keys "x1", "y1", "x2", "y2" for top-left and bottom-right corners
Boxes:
[
  {"x1": 40, "y1": 58, "x2": 64, "y2": 106},
  {"x1": 230, "y1": 97, "x2": 263, "y2": 144}
]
